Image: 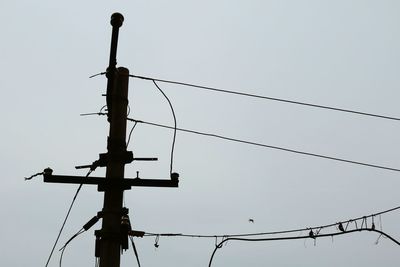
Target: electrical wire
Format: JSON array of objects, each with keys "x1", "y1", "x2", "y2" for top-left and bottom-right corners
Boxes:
[
  {"x1": 130, "y1": 75, "x2": 400, "y2": 122},
  {"x1": 81, "y1": 112, "x2": 400, "y2": 173},
  {"x1": 144, "y1": 205, "x2": 400, "y2": 239},
  {"x1": 126, "y1": 121, "x2": 138, "y2": 148},
  {"x1": 208, "y1": 228, "x2": 400, "y2": 267},
  {"x1": 127, "y1": 118, "x2": 400, "y2": 173},
  {"x1": 152, "y1": 80, "x2": 177, "y2": 174},
  {"x1": 59, "y1": 245, "x2": 67, "y2": 267},
  {"x1": 58, "y1": 213, "x2": 101, "y2": 266},
  {"x1": 59, "y1": 228, "x2": 85, "y2": 252},
  {"x1": 129, "y1": 236, "x2": 141, "y2": 267},
  {"x1": 138, "y1": 205, "x2": 400, "y2": 266},
  {"x1": 45, "y1": 170, "x2": 92, "y2": 267},
  {"x1": 58, "y1": 228, "x2": 84, "y2": 267}
]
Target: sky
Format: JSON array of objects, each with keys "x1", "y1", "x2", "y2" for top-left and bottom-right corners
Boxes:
[{"x1": 2, "y1": 0, "x2": 400, "y2": 266}]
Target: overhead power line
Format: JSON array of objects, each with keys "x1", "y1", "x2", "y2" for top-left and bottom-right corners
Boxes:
[
  {"x1": 130, "y1": 74, "x2": 400, "y2": 122},
  {"x1": 137, "y1": 204, "x2": 400, "y2": 266},
  {"x1": 128, "y1": 118, "x2": 400, "y2": 173},
  {"x1": 45, "y1": 170, "x2": 92, "y2": 267},
  {"x1": 144, "y1": 205, "x2": 400, "y2": 239},
  {"x1": 129, "y1": 236, "x2": 141, "y2": 267},
  {"x1": 208, "y1": 228, "x2": 400, "y2": 267}
]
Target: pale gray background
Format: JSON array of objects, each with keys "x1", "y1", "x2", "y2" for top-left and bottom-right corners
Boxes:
[{"x1": 2, "y1": 0, "x2": 400, "y2": 266}]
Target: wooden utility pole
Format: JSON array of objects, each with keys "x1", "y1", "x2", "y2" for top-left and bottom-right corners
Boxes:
[
  {"x1": 41, "y1": 12, "x2": 179, "y2": 267},
  {"x1": 99, "y1": 65, "x2": 129, "y2": 267},
  {"x1": 98, "y1": 12, "x2": 128, "y2": 267}
]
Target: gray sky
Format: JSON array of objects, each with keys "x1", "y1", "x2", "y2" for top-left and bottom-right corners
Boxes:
[{"x1": 2, "y1": 1, "x2": 400, "y2": 266}]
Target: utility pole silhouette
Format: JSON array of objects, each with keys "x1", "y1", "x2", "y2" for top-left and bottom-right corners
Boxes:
[{"x1": 42, "y1": 13, "x2": 179, "y2": 267}]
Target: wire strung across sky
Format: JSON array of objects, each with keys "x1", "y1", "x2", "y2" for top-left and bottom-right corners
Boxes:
[
  {"x1": 208, "y1": 228, "x2": 400, "y2": 267},
  {"x1": 89, "y1": 73, "x2": 400, "y2": 173},
  {"x1": 127, "y1": 118, "x2": 400, "y2": 173},
  {"x1": 129, "y1": 74, "x2": 400, "y2": 122},
  {"x1": 130, "y1": 204, "x2": 400, "y2": 266},
  {"x1": 143, "y1": 205, "x2": 400, "y2": 239}
]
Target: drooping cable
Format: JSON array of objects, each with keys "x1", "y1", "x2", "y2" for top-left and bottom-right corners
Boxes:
[
  {"x1": 134, "y1": 205, "x2": 400, "y2": 265},
  {"x1": 126, "y1": 121, "x2": 138, "y2": 148},
  {"x1": 152, "y1": 80, "x2": 177, "y2": 174},
  {"x1": 144, "y1": 204, "x2": 400, "y2": 239},
  {"x1": 58, "y1": 228, "x2": 84, "y2": 267},
  {"x1": 129, "y1": 236, "x2": 141, "y2": 267},
  {"x1": 208, "y1": 228, "x2": 400, "y2": 267},
  {"x1": 130, "y1": 74, "x2": 400, "y2": 122},
  {"x1": 45, "y1": 169, "x2": 92, "y2": 267},
  {"x1": 58, "y1": 214, "x2": 101, "y2": 267},
  {"x1": 128, "y1": 118, "x2": 400, "y2": 173}
]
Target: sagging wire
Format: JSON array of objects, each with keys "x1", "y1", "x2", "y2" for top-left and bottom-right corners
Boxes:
[
  {"x1": 44, "y1": 169, "x2": 94, "y2": 267},
  {"x1": 59, "y1": 228, "x2": 84, "y2": 267},
  {"x1": 208, "y1": 228, "x2": 400, "y2": 267},
  {"x1": 152, "y1": 81, "x2": 177, "y2": 175},
  {"x1": 58, "y1": 214, "x2": 101, "y2": 267},
  {"x1": 143, "y1": 205, "x2": 400, "y2": 240},
  {"x1": 135, "y1": 205, "x2": 400, "y2": 266},
  {"x1": 126, "y1": 120, "x2": 138, "y2": 148}
]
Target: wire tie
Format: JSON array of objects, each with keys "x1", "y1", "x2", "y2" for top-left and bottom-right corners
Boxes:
[
  {"x1": 371, "y1": 216, "x2": 376, "y2": 230},
  {"x1": 215, "y1": 236, "x2": 223, "y2": 248},
  {"x1": 345, "y1": 220, "x2": 351, "y2": 231},
  {"x1": 154, "y1": 235, "x2": 160, "y2": 248},
  {"x1": 361, "y1": 216, "x2": 367, "y2": 229}
]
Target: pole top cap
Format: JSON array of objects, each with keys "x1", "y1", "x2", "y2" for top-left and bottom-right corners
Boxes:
[{"x1": 111, "y1": 13, "x2": 124, "y2": 27}]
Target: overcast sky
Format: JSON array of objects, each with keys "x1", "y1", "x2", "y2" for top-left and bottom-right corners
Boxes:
[{"x1": 2, "y1": 1, "x2": 400, "y2": 266}]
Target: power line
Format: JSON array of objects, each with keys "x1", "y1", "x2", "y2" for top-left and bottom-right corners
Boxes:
[
  {"x1": 45, "y1": 170, "x2": 92, "y2": 267},
  {"x1": 127, "y1": 118, "x2": 400, "y2": 173},
  {"x1": 58, "y1": 214, "x2": 101, "y2": 267},
  {"x1": 126, "y1": 120, "x2": 138, "y2": 148},
  {"x1": 208, "y1": 228, "x2": 400, "y2": 267},
  {"x1": 129, "y1": 236, "x2": 141, "y2": 267},
  {"x1": 138, "y1": 205, "x2": 400, "y2": 266},
  {"x1": 144, "y1": 205, "x2": 400, "y2": 239},
  {"x1": 59, "y1": 228, "x2": 84, "y2": 267},
  {"x1": 129, "y1": 74, "x2": 400, "y2": 122}
]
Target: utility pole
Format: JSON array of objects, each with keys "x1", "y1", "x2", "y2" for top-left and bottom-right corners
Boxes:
[
  {"x1": 98, "y1": 13, "x2": 127, "y2": 267},
  {"x1": 40, "y1": 12, "x2": 179, "y2": 267}
]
